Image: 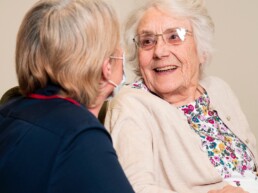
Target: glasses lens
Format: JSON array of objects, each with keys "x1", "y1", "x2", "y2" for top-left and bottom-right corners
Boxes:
[
  {"x1": 165, "y1": 28, "x2": 187, "y2": 45},
  {"x1": 134, "y1": 28, "x2": 189, "y2": 50},
  {"x1": 136, "y1": 34, "x2": 156, "y2": 50}
]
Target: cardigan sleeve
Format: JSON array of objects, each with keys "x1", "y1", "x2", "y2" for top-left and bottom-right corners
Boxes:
[
  {"x1": 105, "y1": 101, "x2": 176, "y2": 193},
  {"x1": 48, "y1": 127, "x2": 135, "y2": 193}
]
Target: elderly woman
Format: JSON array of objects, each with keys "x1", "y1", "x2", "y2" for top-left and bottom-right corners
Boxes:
[
  {"x1": 0, "y1": 0, "x2": 134, "y2": 193},
  {"x1": 104, "y1": 0, "x2": 258, "y2": 192}
]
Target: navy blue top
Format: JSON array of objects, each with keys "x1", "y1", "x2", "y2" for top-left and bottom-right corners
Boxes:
[{"x1": 0, "y1": 85, "x2": 134, "y2": 193}]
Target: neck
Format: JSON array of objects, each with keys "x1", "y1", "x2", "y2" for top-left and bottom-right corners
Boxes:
[
  {"x1": 88, "y1": 84, "x2": 111, "y2": 117},
  {"x1": 163, "y1": 85, "x2": 203, "y2": 107},
  {"x1": 88, "y1": 106, "x2": 102, "y2": 118},
  {"x1": 86, "y1": 93, "x2": 104, "y2": 118}
]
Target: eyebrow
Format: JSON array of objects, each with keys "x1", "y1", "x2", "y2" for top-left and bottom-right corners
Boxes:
[
  {"x1": 138, "y1": 30, "x2": 155, "y2": 35},
  {"x1": 138, "y1": 28, "x2": 179, "y2": 35}
]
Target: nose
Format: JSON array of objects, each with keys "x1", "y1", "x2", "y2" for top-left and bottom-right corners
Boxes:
[{"x1": 153, "y1": 35, "x2": 170, "y2": 59}]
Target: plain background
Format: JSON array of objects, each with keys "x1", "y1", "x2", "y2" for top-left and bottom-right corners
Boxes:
[{"x1": 1, "y1": 0, "x2": 257, "y2": 153}]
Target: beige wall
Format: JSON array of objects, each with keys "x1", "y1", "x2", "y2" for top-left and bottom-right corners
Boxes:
[
  {"x1": 206, "y1": 0, "x2": 258, "y2": 152},
  {"x1": 1, "y1": 0, "x2": 257, "y2": 151},
  {"x1": 0, "y1": 0, "x2": 38, "y2": 95}
]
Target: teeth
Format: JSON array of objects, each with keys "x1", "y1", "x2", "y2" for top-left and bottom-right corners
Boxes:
[{"x1": 155, "y1": 65, "x2": 177, "y2": 72}]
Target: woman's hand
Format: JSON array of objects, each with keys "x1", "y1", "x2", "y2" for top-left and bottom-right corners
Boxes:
[{"x1": 207, "y1": 185, "x2": 248, "y2": 193}]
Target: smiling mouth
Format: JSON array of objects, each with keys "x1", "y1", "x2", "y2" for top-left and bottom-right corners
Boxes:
[{"x1": 154, "y1": 65, "x2": 178, "y2": 72}]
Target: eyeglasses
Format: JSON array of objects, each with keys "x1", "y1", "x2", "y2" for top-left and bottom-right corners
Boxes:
[
  {"x1": 109, "y1": 56, "x2": 123, "y2": 60},
  {"x1": 109, "y1": 52, "x2": 125, "y2": 73},
  {"x1": 110, "y1": 50, "x2": 124, "y2": 61},
  {"x1": 108, "y1": 53, "x2": 126, "y2": 88},
  {"x1": 133, "y1": 27, "x2": 192, "y2": 50}
]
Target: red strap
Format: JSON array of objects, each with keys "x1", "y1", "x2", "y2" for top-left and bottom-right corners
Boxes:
[{"x1": 27, "y1": 93, "x2": 80, "y2": 106}]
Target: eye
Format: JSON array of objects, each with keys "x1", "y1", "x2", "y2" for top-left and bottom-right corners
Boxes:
[
  {"x1": 139, "y1": 35, "x2": 156, "y2": 48},
  {"x1": 167, "y1": 32, "x2": 181, "y2": 41},
  {"x1": 164, "y1": 28, "x2": 187, "y2": 45}
]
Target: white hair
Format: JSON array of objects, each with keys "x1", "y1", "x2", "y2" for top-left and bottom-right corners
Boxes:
[{"x1": 124, "y1": 0, "x2": 214, "y2": 77}]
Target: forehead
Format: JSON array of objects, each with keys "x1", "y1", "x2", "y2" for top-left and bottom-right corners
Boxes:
[{"x1": 137, "y1": 7, "x2": 191, "y2": 34}]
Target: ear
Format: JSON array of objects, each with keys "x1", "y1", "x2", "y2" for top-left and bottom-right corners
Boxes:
[{"x1": 101, "y1": 58, "x2": 112, "y2": 81}]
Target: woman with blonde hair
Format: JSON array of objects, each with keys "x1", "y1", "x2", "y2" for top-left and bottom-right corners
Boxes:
[{"x1": 0, "y1": 0, "x2": 134, "y2": 193}]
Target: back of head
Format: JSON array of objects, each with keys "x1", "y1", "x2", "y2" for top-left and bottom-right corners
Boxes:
[
  {"x1": 124, "y1": 0, "x2": 214, "y2": 77},
  {"x1": 16, "y1": 0, "x2": 120, "y2": 107}
]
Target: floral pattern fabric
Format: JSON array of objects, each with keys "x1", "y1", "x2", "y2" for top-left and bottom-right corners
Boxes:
[
  {"x1": 177, "y1": 90, "x2": 256, "y2": 181},
  {"x1": 131, "y1": 79, "x2": 257, "y2": 186}
]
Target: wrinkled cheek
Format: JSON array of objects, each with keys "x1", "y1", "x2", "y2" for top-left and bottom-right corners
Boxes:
[
  {"x1": 139, "y1": 64, "x2": 149, "y2": 82},
  {"x1": 138, "y1": 62, "x2": 153, "y2": 90},
  {"x1": 181, "y1": 63, "x2": 201, "y2": 88},
  {"x1": 138, "y1": 52, "x2": 152, "y2": 68},
  {"x1": 138, "y1": 52, "x2": 153, "y2": 76}
]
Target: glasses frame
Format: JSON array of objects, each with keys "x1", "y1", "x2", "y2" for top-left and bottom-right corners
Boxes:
[
  {"x1": 108, "y1": 53, "x2": 126, "y2": 88},
  {"x1": 109, "y1": 52, "x2": 125, "y2": 72},
  {"x1": 133, "y1": 27, "x2": 192, "y2": 50},
  {"x1": 109, "y1": 56, "x2": 123, "y2": 60}
]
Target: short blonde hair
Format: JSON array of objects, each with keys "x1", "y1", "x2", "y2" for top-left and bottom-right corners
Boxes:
[
  {"x1": 124, "y1": 0, "x2": 214, "y2": 77},
  {"x1": 16, "y1": 0, "x2": 120, "y2": 107}
]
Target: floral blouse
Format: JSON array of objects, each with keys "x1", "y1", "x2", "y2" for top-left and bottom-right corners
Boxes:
[{"x1": 131, "y1": 79, "x2": 257, "y2": 186}]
